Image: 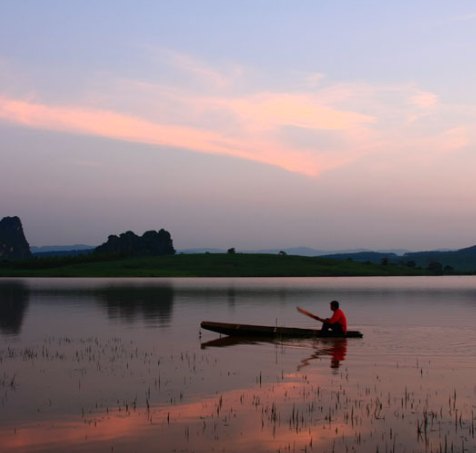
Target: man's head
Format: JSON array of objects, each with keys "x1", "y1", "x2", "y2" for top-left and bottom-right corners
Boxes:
[{"x1": 330, "y1": 300, "x2": 340, "y2": 311}]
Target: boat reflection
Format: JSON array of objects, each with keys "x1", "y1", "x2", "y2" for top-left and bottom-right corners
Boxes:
[
  {"x1": 200, "y1": 335, "x2": 265, "y2": 348},
  {"x1": 298, "y1": 337, "x2": 347, "y2": 373},
  {"x1": 201, "y1": 335, "x2": 348, "y2": 372}
]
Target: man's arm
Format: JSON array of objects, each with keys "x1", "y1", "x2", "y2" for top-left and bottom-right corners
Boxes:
[{"x1": 297, "y1": 306, "x2": 324, "y2": 322}]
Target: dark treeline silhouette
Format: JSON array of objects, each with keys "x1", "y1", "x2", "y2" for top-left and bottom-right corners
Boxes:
[
  {"x1": 1, "y1": 227, "x2": 176, "y2": 270},
  {"x1": 95, "y1": 229, "x2": 175, "y2": 257}
]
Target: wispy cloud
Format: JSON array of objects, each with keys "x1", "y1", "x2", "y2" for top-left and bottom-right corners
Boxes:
[
  {"x1": 0, "y1": 50, "x2": 470, "y2": 178},
  {"x1": 143, "y1": 47, "x2": 244, "y2": 93},
  {"x1": 225, "y1": 93, "x2": 375, "y2": 131},
  {"x1": 0, "y1": 97, "x2": 239, "y2": 157},
  {"x1": 162, "y1": 49, "x2": 233, "y2": 88},
  {"x1": 302, "y1": 72, "x2": 326, "y2": 88},
  {"x1": 450, "y1": 12, "x2": 476, "y2": 22},
  {"x1": 424, "y1": 126, "x2": 469, "y2": 154},
  {"x1": 410, "y1": 91, "x2": 438, "y2": 109},
  {"x1": 0, "y1": 96, "x2": 327, "y2": 175},
  {"x1": 0, "y1": 79, "x2": 378, "y2": 177}
]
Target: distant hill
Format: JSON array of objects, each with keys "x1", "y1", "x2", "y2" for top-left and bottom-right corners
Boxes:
[
  {"x1": 246, "y1": 246, "x2": 326, "y2": 256},
  {"x1": 178, "y1": 247, "x2": 412, "y2": 256},
  {"x1": 178, "y1": 248, "x2": 226, "y2": 254},
  {"x1": 178, "y1": 247, "x2": 329, "y2": 256},
  {"x1": 455, "y1": 245, "x2": 476, "y2": 255},
  {"x1": 323, "y1": 251, "x2": 400, "y2": 264},
  {"x1": 31, "y1": 245, "x2": 95, "y2": 257},
  {"x1": 402, "y1": 247, "x2": 476, "y2": 272},
  {"x1": 30, "y1": 244, "x2": 96, "y2": 253},
  {"x1": 33, "y1": 249, "x2": 95, "y2": 258},
  {"x1": 320, "y1": 245, "x2": 476, "y2": 272}
]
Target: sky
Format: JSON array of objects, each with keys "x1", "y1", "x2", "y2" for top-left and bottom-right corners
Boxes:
[{"x1": 1, "y1": 1, "x2": 476, "y2": 251}]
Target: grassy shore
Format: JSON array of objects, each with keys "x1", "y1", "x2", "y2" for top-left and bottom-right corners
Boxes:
[{"x1": 0, "y1": 253, "x2": 430, "y2": 277}]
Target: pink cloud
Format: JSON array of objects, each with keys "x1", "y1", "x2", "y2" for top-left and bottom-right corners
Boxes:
[
  {"x1": 2, "y1": 45, "x2": 473, "y2": 184},
  {"x1": 416, "y1": 126, "x2": 469, "y2": 154},
  {"x1": 410, "y1": 91, "x2": 438, "y2": 109},
  {"x1": 0, "y1": 95, "x2": 375, "y2": 176},
  {"x1": 225, "y1": 92, "x2": 375, "y2": 130},
  {"x1": 162, "y1": 49, "x2": 234, "y2": 89}
]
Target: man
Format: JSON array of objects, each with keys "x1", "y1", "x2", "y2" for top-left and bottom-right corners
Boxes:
[{"x1": 297, "y1": 300, "x2": 347, "y2": 334}]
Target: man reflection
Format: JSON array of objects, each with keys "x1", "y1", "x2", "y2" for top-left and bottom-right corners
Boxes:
[{"x1": 298, "y1": 338, "x2": 347, "y2": 373}]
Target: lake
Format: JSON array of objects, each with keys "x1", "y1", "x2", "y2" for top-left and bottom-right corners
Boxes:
[{"x1": 1, "y1": 276, "x2": 475, "y2": 453}]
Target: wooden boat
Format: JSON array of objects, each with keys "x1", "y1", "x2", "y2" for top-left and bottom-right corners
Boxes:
[{"x1": 201, "y1": 321, "x2": 363, "y2": 338}]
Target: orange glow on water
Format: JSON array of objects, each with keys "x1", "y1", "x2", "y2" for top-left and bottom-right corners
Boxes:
[
  {"x1": 2, "y1": 351, "x2": 473, "y2": 453},
  {"x1": 0, "y1": 375, "x2": 370, "y2": 453}
]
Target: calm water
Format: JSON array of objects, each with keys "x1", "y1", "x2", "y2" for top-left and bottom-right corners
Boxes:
[{"x1": 1, "y1": 277, "x2": 475, "y2": 453}]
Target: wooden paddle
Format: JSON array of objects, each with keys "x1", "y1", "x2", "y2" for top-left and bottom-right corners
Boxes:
[{"x1": 297, "y1": 306, "x2": 324, "y2": 323}]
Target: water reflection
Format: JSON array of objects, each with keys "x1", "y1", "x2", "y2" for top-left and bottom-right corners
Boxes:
[
  {"x1": 298, "y1": 338, "x2": 347, "y2": 373},
  {"x1": 0, "y1": 282, "x2": 175, "y2": 335},
  {"x1": 201, "y1": 335, "x2": 349, "y2": 373},
  {"x1": 0, "y1": 280, "x2": 30, "y2": 336},
  {"x1": 2, "y1": 277, "x2": 476, "y2": 453},
  {"x1": 227, "y1": 286, "x2": 236, "y2": 306},
  {"x1": 201, "y1": 336, "x2": 265, "y2": 349},
  {"x1": 94, "y1": 285, "x2": 174, "y2": 326}
]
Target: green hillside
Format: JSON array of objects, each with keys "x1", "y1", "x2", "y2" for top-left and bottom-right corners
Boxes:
[{"x1": 0, "y1": 253, "x2": 431, "y2": 278}]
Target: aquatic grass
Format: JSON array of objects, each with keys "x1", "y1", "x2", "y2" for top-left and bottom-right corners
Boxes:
[{"x1": 1, "y1": 336, "x2": 475, "y2": 452}]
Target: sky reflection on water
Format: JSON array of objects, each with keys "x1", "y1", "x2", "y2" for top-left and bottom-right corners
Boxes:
[{"x1": 1, "y1": 277, "x2": 475, "y2": 452}]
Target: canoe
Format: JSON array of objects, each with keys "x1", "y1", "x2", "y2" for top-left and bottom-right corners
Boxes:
[{"x1": 201, "y1": 321, "x2": 363, "y2": 338}]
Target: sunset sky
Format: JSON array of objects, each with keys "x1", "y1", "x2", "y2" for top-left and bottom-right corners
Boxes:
[{"x1": 2, "y1": 1, "x2": 476, "y2": 251}]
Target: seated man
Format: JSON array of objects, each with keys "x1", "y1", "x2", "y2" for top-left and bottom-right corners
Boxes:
[
  {"x1": 297, "y1": 300, "x2": 347, "y2": 334},
  {"x1": 321, "y1": 300, "x2": 347, "y2": 334}
]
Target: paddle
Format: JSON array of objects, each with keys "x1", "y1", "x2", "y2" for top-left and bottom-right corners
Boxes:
[{"x1": 297, "y1": 306, "x2": 324, "y2": 323}]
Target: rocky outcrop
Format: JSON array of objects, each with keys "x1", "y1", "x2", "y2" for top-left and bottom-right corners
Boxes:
[
  {"x1": 0, "y1": 216, "x2": 32, "y2": 260},
  {"x1": 95, "y1": 229, "x2": 175, "y2": 257}
]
